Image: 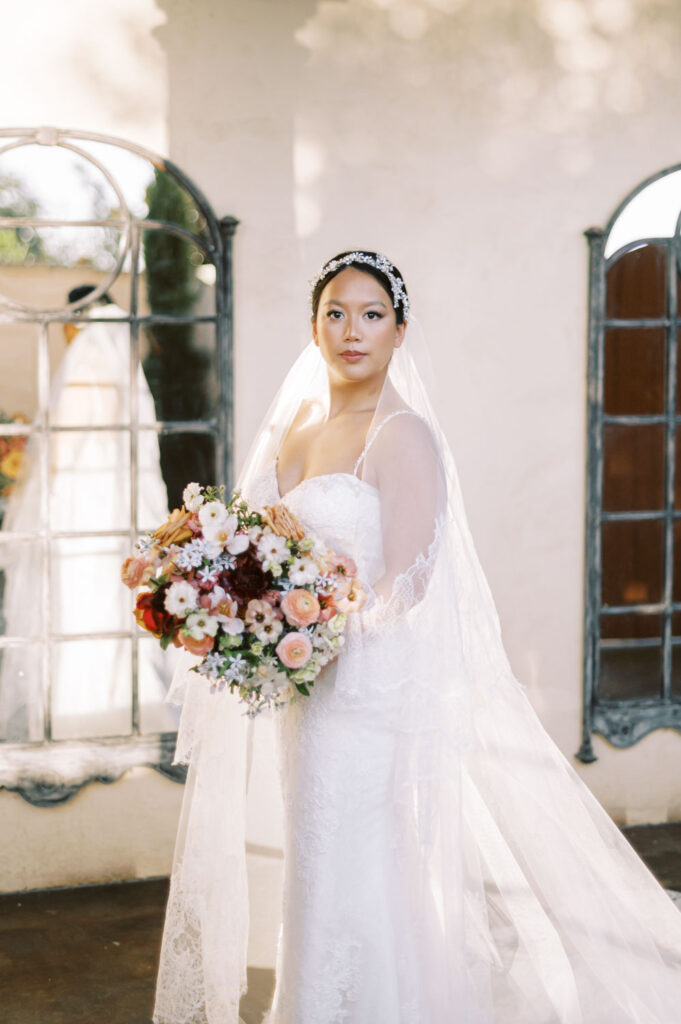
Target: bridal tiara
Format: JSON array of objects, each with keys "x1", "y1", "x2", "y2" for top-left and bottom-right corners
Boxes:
[{"x1": 309, "y1": 251, "x2": 411, "y2": 323}]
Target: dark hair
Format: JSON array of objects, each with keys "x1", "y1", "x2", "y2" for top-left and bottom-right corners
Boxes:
[
  {"x1": 311, "y1": 250, "x2": 409, "y2": 325},
  {"x1": 67, "y1": 284, "x2": 114, "y2": 310}
]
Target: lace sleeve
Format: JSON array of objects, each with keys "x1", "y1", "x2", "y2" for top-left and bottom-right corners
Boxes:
[{"x1": 356, "y1": 411, "x2": 447, "y2": 632}]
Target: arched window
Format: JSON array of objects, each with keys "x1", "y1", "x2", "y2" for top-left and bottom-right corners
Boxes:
[
  {"x1": 0, "y1": 127, "x2": 237, "y2": 803},
  {"x1": 579, "y1": 165, "x2": 681, "y2": 762}
]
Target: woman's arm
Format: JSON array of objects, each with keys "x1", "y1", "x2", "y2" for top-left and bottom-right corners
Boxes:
[{"x1": 363, "y1": 412, "x2": 446, "y2": 621}]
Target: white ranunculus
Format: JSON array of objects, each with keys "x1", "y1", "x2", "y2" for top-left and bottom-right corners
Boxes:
[
  {"x1": 164, "y1": 581, "x2": 199, "y2": 617},
  {"x1": 182, "y1": 482, "x2": 204, "y2": 512}
]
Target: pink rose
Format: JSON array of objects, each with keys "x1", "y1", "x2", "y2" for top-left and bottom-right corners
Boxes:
[
  {"x1": 180, "y1": 633, "x2": 216, "y2": 657},
  {"x1": 276, "y1": 631, "x2": 313, "y2": 669},
  {"x1": 280, "y1": 588, "x2": 321, "y2": 628}
]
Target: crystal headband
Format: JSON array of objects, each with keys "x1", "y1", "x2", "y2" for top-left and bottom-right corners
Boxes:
[{"x1": 309, "y1": 251, "x2": 410, "y2": 323}]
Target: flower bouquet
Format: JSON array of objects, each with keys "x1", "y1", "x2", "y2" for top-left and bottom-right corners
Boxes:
[{"x1": 121, "y1": 483, "x2": 368, "y2": 715}]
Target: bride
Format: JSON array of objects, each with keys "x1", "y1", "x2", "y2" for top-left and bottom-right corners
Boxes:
[{"x1": 153, "y1": 251, "x2": 681, "y2": 1024}]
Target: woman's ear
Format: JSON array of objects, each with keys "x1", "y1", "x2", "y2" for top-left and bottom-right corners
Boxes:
[
  {"x1": 394, "y1": 322, "x2": 406, "y2": 349},
  {"x1": 312, "y1": 319, "x2": 319, "y2": 346}
]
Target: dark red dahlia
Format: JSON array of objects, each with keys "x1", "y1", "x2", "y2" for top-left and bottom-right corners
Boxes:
[{"x1": 223, "y1": 549, "x2": 272, "y2": 604}]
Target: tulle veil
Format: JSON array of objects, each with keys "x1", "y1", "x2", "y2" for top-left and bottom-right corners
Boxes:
[{"x1": 153, "y1": 310, "x2": 681, "y2": 1024}]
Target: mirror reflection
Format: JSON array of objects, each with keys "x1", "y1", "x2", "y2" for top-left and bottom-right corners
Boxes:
[{"x1": 0, "y1": 133, "x2": 226, "y2": 766}]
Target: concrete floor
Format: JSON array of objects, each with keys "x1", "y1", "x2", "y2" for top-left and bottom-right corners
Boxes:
[{"x1": 1, "y1": 823, "x2": 679, "y2": 1024}]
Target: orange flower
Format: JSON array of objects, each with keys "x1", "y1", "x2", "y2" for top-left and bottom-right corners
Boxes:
[
  {"x1": 153, "y1": 507, "x2": 193, "y2": 546},
  {"x1": 261, "y1": 503, "x2": 306, "y2": 541},
  {"x1": 281, "y1": 588, "x2": 321, "y2": 628},
  {"x1": 179, "y1": 633, "x2": 215, "y2": 657}
]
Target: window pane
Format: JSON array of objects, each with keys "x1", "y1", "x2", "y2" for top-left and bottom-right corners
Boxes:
[
  {"x1": 142, "y1": 229, "x2": 209, "y2": 317},
  {"x1": 0, "y1": 538, "x2": 45, "y2": 636},
  {"x1": 606, "y1": 243, "x2": 666, "y2": 319},
  {"x1": 49, "y1": 317, "x2": 131, "y2": 426},
  {"x1": 674, "y1": 428, "x2": 681, "y2": 509},
  {"x1": 51, "y1": 637, "x2": 132, "y2": 740},
  {"x1": 51, "y1": 537, "x2": 129, "y2": 634},
  {"x1": 139, "y1": 637, "x2": 182, "y2": 734},
  {"x1": 604, "y1": 328, "x2": 665, "y2": 415},
  {"x1": 600, "y1": 611, "x2": 661, "y2": 639},
  {"x1": 673, "y1": 522, "x2": 681, "y2": 602},
  {"x1": 0, "y1": 434, "x2": 44, "y2": 533},
  {"x1": 598, "y1": 646, "x2": 662, "y2": 700},
  {"x1": 601, "y1": 519, "x2": 664, "y2": 605},
  {"x1": 0, "y1": 644, "x2": 44, "y2": 742},
  {"x1": 0, "y1": 322, "x2": 38, "y2": 422},
  {"x1": 602, "y1": 424, "x2": 665, "y2": 511},
  {"x1": 672, "y1": 620, "x2": 681, "y2": 696},
  {"x1": 136, "y1": 428, "x2": 169, "y2": 532},
  {"x1": 49, "y1": 430, "x2": 130, "y2": 531},
  {"x1": 140, "y1": 322, "x2": 219, "y2": 423},
  {"x1": 155, "y1": 430, "x2": 217, "y2": 514}
]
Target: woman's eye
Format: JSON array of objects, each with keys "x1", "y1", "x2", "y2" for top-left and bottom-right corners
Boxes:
[
  {"x1": 365, "y1": 311, "x2": 383, "y2": 320},
  {"x1": 327, "y1": 310, "x2": 343, "y2": 319}
]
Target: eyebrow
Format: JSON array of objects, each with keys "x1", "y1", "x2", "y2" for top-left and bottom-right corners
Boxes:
[{"x1": 322, "y1": 298, "x2": 388, "y2": 308}]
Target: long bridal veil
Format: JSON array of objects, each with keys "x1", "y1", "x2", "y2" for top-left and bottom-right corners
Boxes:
[{"x1": 155, "y1": 318, "x2": 681, "y2": 1024}]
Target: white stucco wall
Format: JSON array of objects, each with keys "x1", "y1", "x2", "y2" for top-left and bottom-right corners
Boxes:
[{"x1": 1, "y1": 0, "x2": 681, "y2": 892}]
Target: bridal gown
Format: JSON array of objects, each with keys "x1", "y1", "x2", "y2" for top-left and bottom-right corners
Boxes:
[
  {"x1": 242, "y1": 446, "x2": 681, "y2": 1024},
  {"x1": 155, "y1": 412, "x2": 681, "y2": 1024}
]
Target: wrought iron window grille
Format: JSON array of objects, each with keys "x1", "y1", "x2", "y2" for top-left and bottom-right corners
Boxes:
[{"x1": 0, "y1": 126, "x2": 237, "y2": 804}]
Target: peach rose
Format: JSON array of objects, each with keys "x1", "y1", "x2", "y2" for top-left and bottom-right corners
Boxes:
[
  {"x1": 276, "y1": 631, "x2": 313, "y2": 669},
  {"x1": 180, "y1": 632, "x2": 216, "y2": 657},
  {"x1": 335, "y1": 579, "x2": 368, "y2": 614},
  {"x1": 121, "y1": 556, "x2": 147, "y2": 590},
  {"x1": 280, "y1": 588, "x2": 321, "y2": 628}
]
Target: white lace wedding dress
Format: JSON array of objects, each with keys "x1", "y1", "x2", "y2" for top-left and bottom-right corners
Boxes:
[
  {"x1": 155, "y1": 406, "x2": 681, "y2": 1024},
  {"x1": 245, "y1": 447, "x2": 681, "y2": 1024},
  {"x1": 255, "y1": 454, "x2": 418, "y2": 1022}
]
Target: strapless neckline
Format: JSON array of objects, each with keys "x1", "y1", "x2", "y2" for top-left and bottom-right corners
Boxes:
[{"x1": 271, "y1": 459, "x2": 380, "y2": 502}]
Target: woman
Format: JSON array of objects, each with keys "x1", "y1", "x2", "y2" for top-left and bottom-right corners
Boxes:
[{"x1": 154, "y1": 252, "x2": 681, "y2": 1024}]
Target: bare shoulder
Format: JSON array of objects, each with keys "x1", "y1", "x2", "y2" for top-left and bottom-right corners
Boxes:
[
  {"x1": 366, "y1": 408, "x2": 441, "y2": 492},
  {"x1": 375, "y1": 407, "x2": 438, "y2": 456}
]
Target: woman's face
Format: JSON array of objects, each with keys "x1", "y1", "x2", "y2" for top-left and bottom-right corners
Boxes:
[{"x1": 313, "y1": 267, "x2": 406, "y2": 384}]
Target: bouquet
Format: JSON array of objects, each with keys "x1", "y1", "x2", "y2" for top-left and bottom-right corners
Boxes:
[{"x1": 121, "y1": 483, "x2": 368, "y2": 715}]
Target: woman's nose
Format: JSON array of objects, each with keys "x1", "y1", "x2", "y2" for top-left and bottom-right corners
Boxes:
[{"x1": 344, "y1": 316, "x2": 361, "y2": 341}]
